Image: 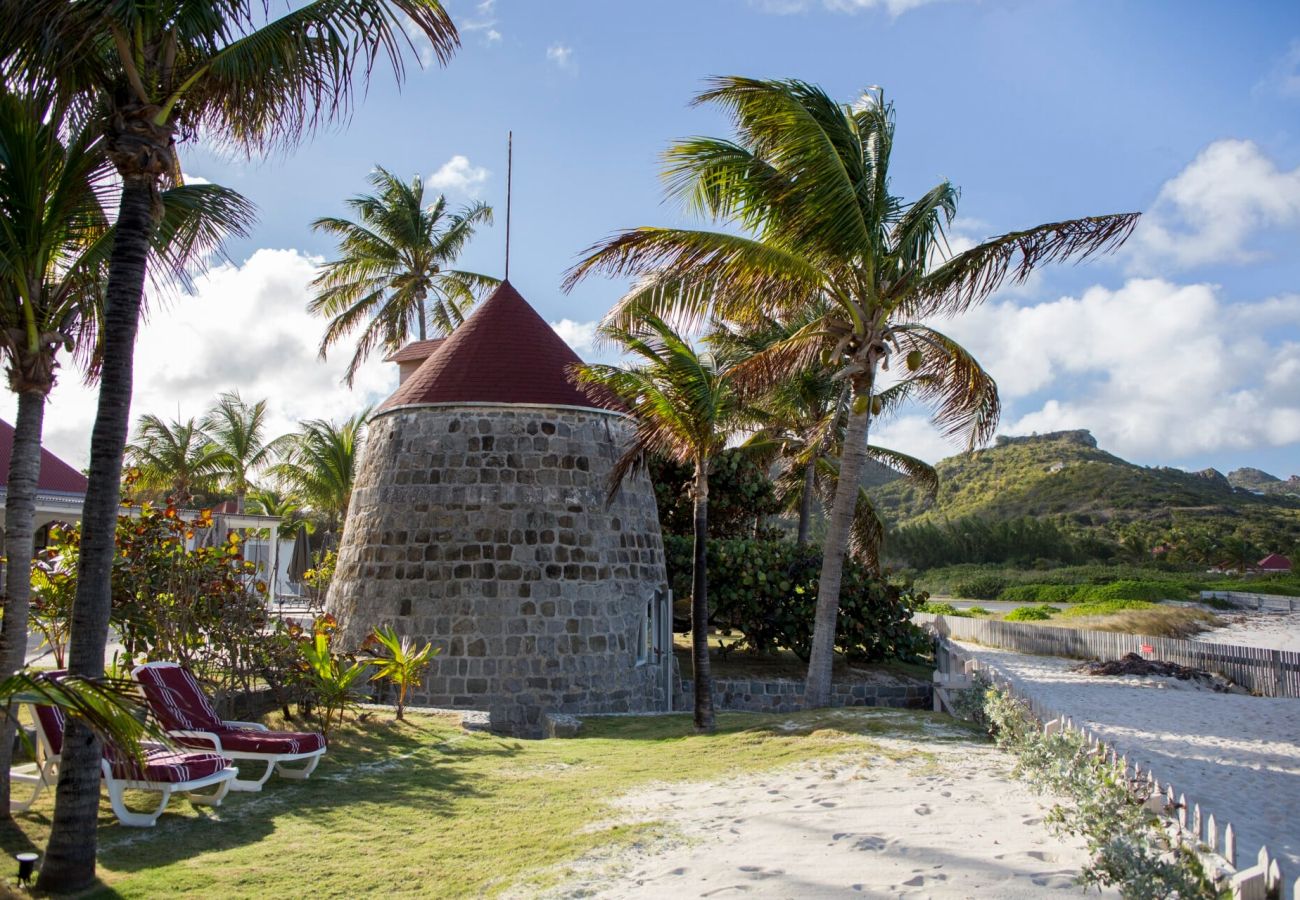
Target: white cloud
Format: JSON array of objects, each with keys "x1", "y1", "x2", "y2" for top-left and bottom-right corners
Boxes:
[
  {"x1": 931, "y1": 278, "x2": 1300, "y2": 460},
  {"x1": 546, "y1": 43, "x2": 574, "y2": 70},
  {"x1": 427, "y1": 155, "x2": 490, "y2": 197},
  {"x1": 549, "y1": 319, "x2": 602, "y2": 359},
  {"x1": 181, "y1": 172, "x2": 212, "y2": 186},
  {"x1": 1258, "y1": 39, "x2": 1300, "y2": 99},
  {"x1": 6, "y1": 249, "x2": 397, "y2": 470},
  {"x1": 460, "y1": 0, "x2": 502, "y2": 44},
  {"x1": 1129, "y1": 139, "x2": 1300, "y2": 270},
  {"x1": 872, "y1": 414, "x2": 970, "y2": 464}
]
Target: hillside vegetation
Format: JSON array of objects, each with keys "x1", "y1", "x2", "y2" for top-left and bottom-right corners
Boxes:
[{"x1": 870, "y1": 431, "x2": 1300, "y2": 560}]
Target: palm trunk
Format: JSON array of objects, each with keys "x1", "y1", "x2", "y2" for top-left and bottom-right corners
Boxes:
[
  {"x1": 416, "y1": 301, "x2": 427, "y2": 341},
  {"x1": 39, "y1": 174, "x2": 155, "y2": 894},
  {"x1": 805, "y1": 397, "x2": 872, "y2": 708},
  {"x1": 0, "y1": 388, "x2": 48, "y2": 816},
  {"x1": 690, "y1": 461, "x2": 714, "y2": 734},
  {"x1": 796, "y1": 460, "x2": 816, "y2": 547}
]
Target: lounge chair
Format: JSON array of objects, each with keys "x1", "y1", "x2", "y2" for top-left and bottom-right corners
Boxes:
[
  {"x1": 133, "y1": 662, "x2": 325, "y2": 792},
  {"x1": 24, "y1": 698, "x2": 235, "y2": 827}
]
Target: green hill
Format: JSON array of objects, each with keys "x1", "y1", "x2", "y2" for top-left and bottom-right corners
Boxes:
[
  {"x1": 869, "y1": 430, "x2": 1300, "y2": 538},
  {"x1": 1228, "y1": 467, "x2": 1300, "y2": 498}
]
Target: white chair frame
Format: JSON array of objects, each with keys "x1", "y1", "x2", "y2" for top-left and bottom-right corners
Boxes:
[
  {"x1": 11, "y1": 704, "x2": 237, "y2": 827},
  {"x1": 134, "y1": 662, "x2": 325, "y2": 793}
]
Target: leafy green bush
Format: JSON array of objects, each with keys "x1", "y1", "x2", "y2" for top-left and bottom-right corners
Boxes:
[
  {"x1": 918, "y1": 600, "x2": 976, "y2": 617},
  {"x1": 1060, "y1": 599, "x2": 1156, "y2": 617},
  {"x1": 650, "y1": 450, "x2": 781, "y2": 539},
  {"x1": 980, "y1": 687, "x2": 1216, "y2": 897},
  {"x1": 966, "y1": 606, "x2": 990, "y2": 616},
  {"x1": 952, "y1": 573, "x2": 1008, "y2": 600},
  {"x1": 1000, "y1": 584, "x2": 1082, "y2": 604},
  {"x1": 663, "y1": 536, "x2": 928, "y2": 661},
  {"x1": 1004, "y1": 605, "x2": 1055, "y2": 621}
]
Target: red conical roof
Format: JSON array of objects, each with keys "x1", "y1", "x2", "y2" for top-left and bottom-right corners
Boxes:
[{"x1": 378, "y1": 281, "x2": 617, "y2": 413}]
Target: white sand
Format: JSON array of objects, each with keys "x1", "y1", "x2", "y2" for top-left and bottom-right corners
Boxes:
[
  {"x1": 1194, "y1": 609, "x2": 1300, "y2": 653},
  {"x1": 547, "y1": 716, "x2": 1112, "y2": 899},
  {"x1": 956, "y1": 643, "x2": 1300, "y2": 889}
]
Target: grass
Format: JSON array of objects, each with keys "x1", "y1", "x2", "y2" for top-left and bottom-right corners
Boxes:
[
  {"x1": 2, "y1": 706, "x2": 976, "y2": 898},
  {"x1": 916, "y1": 562, "x2": 1300, "y2": 600},
  {"x1": 991, "y1": 602, "x2": 1222, "y2": 639}
]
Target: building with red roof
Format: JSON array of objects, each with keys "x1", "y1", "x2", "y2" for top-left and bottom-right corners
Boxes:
[
  {"x1": 0, "y1": 418, "x2": 89, "y2": 535},
  {"x1": 328, "y1": 280, "x2": 670, "y2": 736},
  {"x1": 384, "y1": 338, "x2": 445, "y2": 385},
  {"x1": 1256, "y1": 553, "x2": 1292, "y2": 573}
]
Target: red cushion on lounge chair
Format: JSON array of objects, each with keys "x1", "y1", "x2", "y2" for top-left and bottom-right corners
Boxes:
[
  {"x1": 133, "y1": 665, "x2": 224, "y2": 732},
  {"x1": 106, "y1": 743, "x2": 230, "y2": 783},
  {"x1": 175, "y1": 728, "x2": 325, "y2": 755}
]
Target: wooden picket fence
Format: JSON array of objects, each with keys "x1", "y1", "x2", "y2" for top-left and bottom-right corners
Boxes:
[
  {"x1": 932, "y1": 638, "x2": 1293, "y2": 899},
  {"x1": 913, "y1": 613, "x2": 1300, "y2": 698},
  {"x1": 1201, "y1": 591, "x2": 1300, "y2": 613}
]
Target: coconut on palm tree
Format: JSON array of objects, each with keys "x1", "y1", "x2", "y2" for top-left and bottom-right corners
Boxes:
[
  {"x1": 310, "y1": 166, "x2": 498, "y2": 384},
  {"x1": 272, "y1": 412, "x2": 369, "y2": 539},
  {"x1": 2, "y1": 2, "x2": 459, "y2": 886},
  {"x1": 202, "y1": 390, "x2": 284, "y2": 513},
  {"x1": 571, "y1": 315, "x2": 747, "y2": 734},
  {"x1": 565, "y1": 77, "x2": 1139, "y2": 708},
  {"x1": 0, "y1": 86, "x2": 253, "y2": 816}
]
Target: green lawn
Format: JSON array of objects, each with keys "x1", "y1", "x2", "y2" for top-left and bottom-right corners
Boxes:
[{"x1": 2, "y1": 707, "x2": 979, "y2": 898}]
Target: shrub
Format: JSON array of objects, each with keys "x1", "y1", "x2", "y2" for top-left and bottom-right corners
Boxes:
[
  {"x1": 663, "y1": 535, "x2": 928, "y2": 662},
  {"x1": 980, "y1": 687, "x2": 1216, "y2": 897},
  {"x1": 999, "y1": 584, "x2": 1082, "y2": 604},
  {"x1": 953, "y1": 573, "x2": 1008, "y2": 600},
  {"x1": 299, "y1": 617, "x2": 367, "y2": 738},
  {"x1": 918, "y1": 600, "x2": 972, "y2": 617},
  {"x1": 650, "y1": 450, "x2": 781, "y2": 539},
  {"x1": 362, "y1": 625, "x2": 438, "y2": 720},
  {"x1": 966, "y1": 606, "x2": 990, "y2": 616},
  {"x1": 1060, "y1": 599, "x2": 1156, "y2": 617},
  {"x1": 1004, "y1": 605, "x2": 1054, "y2": 621}
]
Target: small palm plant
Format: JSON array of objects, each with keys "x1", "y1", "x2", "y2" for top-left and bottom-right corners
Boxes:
[
  {"x1": 363, "y1": 625, "x2": 438, "y2": 720},
  {"x1": 299, "y1": 631, "x2": 368, "y2": 740}
]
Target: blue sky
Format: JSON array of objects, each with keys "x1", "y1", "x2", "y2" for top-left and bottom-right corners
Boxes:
[{"x1": 13, "y1": 0, "x2": 1300, "y2": 477}]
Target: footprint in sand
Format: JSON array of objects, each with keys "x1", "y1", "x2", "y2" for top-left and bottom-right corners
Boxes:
[
  {"x1": 738, "y1": 865, "x2": 786, "y2": 880},
  {"x1": 818, "y1": 800, "x2": 837, "y2": 808},
  {"x1": 1031, "y1": 873, "x2": 1079, "y2": 889},
  {"x1": 852, "y1": 835, "x2": 888, "y2": 851},
  {"x1": 1024, "y1": 850, "x2": 1058, "y2": 862},
  {"x1": 914, "y1": 803, "x2": 932, "y2": 816},
  {"x1": 902, "y1": 875, "x2": 926, "y2": 886}
]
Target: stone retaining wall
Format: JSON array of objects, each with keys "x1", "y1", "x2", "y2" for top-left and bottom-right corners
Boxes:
[{"x1": 677, "y1": 677, "x2": 932, "y2": 714}]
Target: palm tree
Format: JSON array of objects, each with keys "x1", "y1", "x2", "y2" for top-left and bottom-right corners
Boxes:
[
  {"x1": 247, "y1": 487, "x2": 310, "y2": 540},
  {"x1": 0, "y1": 87, "x2": 253, "y2": 816},
  {"x1": 572, "y1": 315, "x2": 746, "y2": 734},
  {"x1": 565, "y1": 78, "x2": 1139, "y2": 708},
  {"x1": 125, "y1": 414, "x2": 223, "y2": 505},
  {"x1": 272, "y1": 412, "x2": 369, "y2": 539},
  {"x1": 310, "y1": 166, "x2": 498, "y2": 384},
  {"x1": 201, "y1": 390, "x2": 284, "y2": 512},
  {"x1": 2, "y1": 3, "x2": 459, "y2": 887}
]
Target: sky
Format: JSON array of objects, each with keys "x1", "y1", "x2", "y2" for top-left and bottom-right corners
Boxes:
[{"x1": 10, "y1": 0, "x2": 1300, "y2": 478}]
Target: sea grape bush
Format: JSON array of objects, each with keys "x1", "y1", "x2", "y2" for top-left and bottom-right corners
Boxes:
[
  {"x1": 977, "y1": 686, "x2": 1217, "y2": 898},
  {"x1": 664, "y1": 535, "x2": 927, "y2": 661}
]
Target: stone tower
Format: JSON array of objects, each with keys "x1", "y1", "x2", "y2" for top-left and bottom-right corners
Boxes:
[{"x1": 327, "y1": 281, "x2": 673, "y2": 735}]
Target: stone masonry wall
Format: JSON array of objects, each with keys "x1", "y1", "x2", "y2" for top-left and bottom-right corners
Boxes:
[
  {"x1": 327, "y1": 404, "x2": 671, "y2": 736},
  {"x1": 677, "y1": 677, "x2": 933, "y2": 714}
]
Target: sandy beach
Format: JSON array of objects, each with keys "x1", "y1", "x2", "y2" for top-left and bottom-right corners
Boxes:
[
  {"x1": 548, "y1": 714, "x2": 1112, "y2": 898},
  {"x1": 955, "y1": 643, "x2": 1300, "y2": 889},
  {"x1": 1195, "y1": 609, "x2": 1300, "y2": 653}
]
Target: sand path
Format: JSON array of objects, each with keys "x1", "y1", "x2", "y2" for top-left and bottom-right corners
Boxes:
[
  {"x1": 550, "y1": 717, "x2": 1111, "y2": 898},
  {"x1": 957, "y1": 643, "x2": 1300, "y2": 888}
]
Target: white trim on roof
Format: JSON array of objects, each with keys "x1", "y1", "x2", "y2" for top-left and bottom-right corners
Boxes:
[{"x1": 373, "y1": 401, "x2": 628, "y2": 420}]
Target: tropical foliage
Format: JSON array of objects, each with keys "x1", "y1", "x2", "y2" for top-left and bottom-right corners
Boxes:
[
  {"x1": 566, "y1": 77, "x2": 1138, "y2": 705},
  {"x1": 363, "y1": 625, "x2": 438, "y2": 720},
  {"x1": 572, "y1": 315, "x2": 751, "y2": 734},
  {"x1": 2, "y1": 0, "x2": 459, "y2": 885},
  {"x1": 311, "y1": 166, "x2": 497, "y2": 384},
  {"x1": 271, "y1": 411, "x2": 369, "y2": 537}
]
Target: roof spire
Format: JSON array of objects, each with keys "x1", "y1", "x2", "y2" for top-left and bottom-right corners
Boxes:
[{"x1": 504, "y1": 130, "x2": 513, "y2": 282}]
